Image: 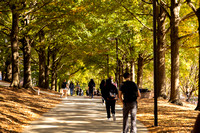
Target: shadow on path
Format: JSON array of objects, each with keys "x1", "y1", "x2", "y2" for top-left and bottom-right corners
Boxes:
[{"x1": 23, "y1": 97, "x2": 148, "y2": 133}]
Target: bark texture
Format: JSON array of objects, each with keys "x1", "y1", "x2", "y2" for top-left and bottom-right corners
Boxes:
[
  {"x1": 137, "y1": 54, "x2": 144, "y2": 88},
  {"x1": 10, "y1": 8, "x2": 20, "y2": 87},
  {"x1": 51, "y1": 51, "x2": 56, "y2": 90},
  {"x1": 157, "y1": 3, "x2": 167, "y2": 99},
  {"x1": 38, "y1": 47, "x2": 46, "y2": 88},
  {"x1": 169, "y1": 0, "x2": 182, "y2": 105},
  {"x1": 22, "y1": 37, "x2": 32, "y2": 89}
]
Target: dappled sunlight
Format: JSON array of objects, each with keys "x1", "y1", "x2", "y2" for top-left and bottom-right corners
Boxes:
[
  {"x1": 0, "y1": 86, "x2": 61, "y2": 133},
  {"x1": 2, "y1": 85, "x2": 198, "y2": 132},
  {"x1": 22, "y1": 96, "x2": 126, "y2": 133},
  {"x1": 136, "y1": 98, "x2": 199, "y2": 132},
  {"x1": 32, "y1": 125, "x2": 59, "y2": 129}
]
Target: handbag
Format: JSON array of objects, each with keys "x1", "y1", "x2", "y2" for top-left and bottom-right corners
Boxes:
[{"x1": 109, "y1": 92, "x2": 116, "y2": 99}]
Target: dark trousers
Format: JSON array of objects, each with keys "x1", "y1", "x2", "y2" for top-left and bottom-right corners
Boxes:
[
  {"x1": 102, "y1": 97, "x2": 105, "y2": 103},
  {"x1": 70, "y1": 89, "x2": 73, "y2": 96},
  {"x1": 106, "y1": 100, "x2": 116, "y2": 118},
  {"x1": 123, "y1": 101, "x2": 137, "y2": 133},
  {"x1": 89, "y1": 89, "x2": 93, "y2": 98}
]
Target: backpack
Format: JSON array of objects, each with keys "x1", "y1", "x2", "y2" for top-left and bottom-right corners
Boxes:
[
  {"x1": 107, "y1": 85, "x2": 117, "y2": 99},
  {"x1": 108, "y1": 91, "x2": 116, "y2": 99},
  {"x1": 122, "y1": 81, "x2": 138, "y2": 102},
  {"x1": 61, "y1": 82, "x2": 66, "y2": 88}
]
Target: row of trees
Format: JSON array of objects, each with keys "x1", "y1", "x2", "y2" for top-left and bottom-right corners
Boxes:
[{"x1": 0, "y1": 0, "x2": 200, "y2": 109}]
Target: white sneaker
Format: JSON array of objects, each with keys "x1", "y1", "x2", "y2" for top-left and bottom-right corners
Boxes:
[
  {"x1": 112, "y1": 114, "x2": 116, "y2": 121},
  {"x1": 107, "y1": 118, "x2": 111, "y2": 121}
]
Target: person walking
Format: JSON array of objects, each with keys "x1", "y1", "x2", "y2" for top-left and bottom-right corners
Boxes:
[
  {"x1": 61, "y1": 79, "x2": 68, "y2": 98},
  {"x1": 88, "y1": 79, "x2": 95, "y2": 98},
  {"x1": 100, "y1": 79, "x2": 106, "y2": 104},
  {"x1": 69, "y1": 81, "x2": 74, "y2": 96},
  {"x1": 119, "y1": 72, "x2": 141, "y2": 133},
  {"x1": 105, "y1": 78, "x2": 118, "y2": 121},
  {"x1": 76, "y1": 83, "x2": 80, "y2": 96},
  {"x1": 192, "y1": 113, "x2": 200, "y2": 133}
]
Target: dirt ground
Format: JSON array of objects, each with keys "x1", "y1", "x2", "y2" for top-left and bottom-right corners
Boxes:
[
  {"x1": 0, "y1": 86, "x2": 61, "y2": 133},
  {"x1": 136, "y1": 98, "x2": 199, "y2": 133},
  {"x1": 0, "y1": 85, "x2": 199, "y2": 133}
]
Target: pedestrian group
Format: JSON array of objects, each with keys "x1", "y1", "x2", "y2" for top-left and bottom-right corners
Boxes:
[{"x1": 60, "y1": 72, "x2": 141, "y2": 133}]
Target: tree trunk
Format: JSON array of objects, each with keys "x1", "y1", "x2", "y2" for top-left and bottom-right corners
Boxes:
[
  {"x1": 169, "y1": 0, "x2": 182, "y2": 105},
  {"x1": 51, "y1": 52, "x2": 56, "y2": 90},
  {"x1": 157, "y1": 3, "x2": 167, "y2": 99},
  {"x1": 5, "y1": 57, "x2": 12, "y2": 82},
  {"x1": 137, "y1": 54, "x2": 144, "y2": 88},
  {"x1": 186, "y1": 0, "x2": 200, "y2": 110},
  {"x1": 186, "y1": 89, "x2": 193, "y2": 102},
  {"x1": 38, "y1": 48, "x2": 46, "y2": 88},
  {"x1": 125, "y1": 58, "x2": 129, "y2": 73},
  {"x1": 116, "y1": 38, "x2": 119, "y2": 86},
  {"x1": 22, "y1": 37, "x2": 32, "y2": 89},
  {"x1": 2, "y1": 60, "x2": 6, "y2": 81},
  {"x1": 195, "y1": 8, "x2": 200, "y2": 110},
  {"x1": 45, "y1": 47, "x2": 50, "y2": 89},
  {"x1": 10, "y1": 9, "x2": 19, "y2": 87},
  {"x1": 55, "y1": 73, "x2": 58, "y2": 91},
  {"x1": 107, "y1": 54, "x2": 109, "y2": 78},
  {"x1": 130, "y1": 60, "x2": 135, "y2": 82},
  {"x1": 51, "y1": 72, "x2": 56, "y2": 90},
  {"x1": 119, "y1": 59, "x2": 123, "y2": 85}
]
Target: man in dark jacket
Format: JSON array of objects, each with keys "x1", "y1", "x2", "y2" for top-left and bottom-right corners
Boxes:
[
  {"x1": 119, "y1": 72, "x2": 141, "y2": 133},
  {"x1": 192, "y1": 113, "x2": 200, "y2": 133},
  {"x1": 100, "y1": 79, "x2": 106, "y2": 104},
  {"x1": 88, "y1": 79, "x2": 95, "y2": 98},
  {"x1": 105, "y1": 78, "x2": 118, "y2": 121}
]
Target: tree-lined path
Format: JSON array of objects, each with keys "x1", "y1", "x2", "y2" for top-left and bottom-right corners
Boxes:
[{"x1": 22, "y1": 97, "x2": 148, "y2": 133}]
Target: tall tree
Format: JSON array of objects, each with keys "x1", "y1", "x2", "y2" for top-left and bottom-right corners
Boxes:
[
  {"x1": 186, "y1": 0, "x2": 200, "y2": 110},
  {"x1": 169, "y1": 0, "x2": 183, "y2": 105},
  {"x1": 22, "y1": 37, "x2": 32, "y2": 88},
  {"x1": 156, "y1": 1, "x2": 167, "y2": 99},
  {"x1": 10, "y1": 4, "x2": 20, "y2": 87}
]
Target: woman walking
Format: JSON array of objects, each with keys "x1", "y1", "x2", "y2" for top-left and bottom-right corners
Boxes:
[
  {"x1": 69, "y1": 81, "x2": 74, "y2": 96},
  {"x1": 105, "y1": 78, "x2": 118, "y2": 121},
  {"x1": 61, "y1": 79, "x2": 68, "y2": 98},
  {"x1": 88, "y1": 79, "x2": 95, "y2": 98}
]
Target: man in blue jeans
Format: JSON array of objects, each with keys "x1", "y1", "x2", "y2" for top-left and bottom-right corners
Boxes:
[{"x1": 119, "y1": 72, "x2": 141, "y2": 133}]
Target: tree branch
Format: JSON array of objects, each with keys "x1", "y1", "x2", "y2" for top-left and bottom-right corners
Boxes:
[
  {"x1": 23, "y1": 1, "x2": 52, "y2": 18},
  {"x1": 0, "y1": 30, "x2": 10, "y2": 36},
  {"x1": 186, "y1": 0, "x2": 197, "y2": 13},
  {"x1": 69, "y1": 67, "x2": 85, "y2": 77},
  {"x1": 178, "y1": 30, "x2": 198, "y2": 40},
  {"x1": 0, "y1": 22, "x2": 11, "y2": 32},
  {"x1": 156, "y1": 0, "x2": 171, "y2": 19},
  {"x1": 115, "y1": 0, "x2": 153, "y2": 31},
  {"x1": 141, "y1": 0, "x2": 152, "y2": 4},
  {"x1": 180, "y1": 11, "x2": 195, "y2": 22}
]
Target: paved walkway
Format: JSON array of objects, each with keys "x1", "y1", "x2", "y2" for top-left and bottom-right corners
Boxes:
[
  {"x1": 0, "y1": 81, "x2": 148, "y2": 132},
  {"x1": 23, "y1": 96, "x2": 149, "y2": 133},
  {"x1": 0, "y1": 80, "x2": 10, "y2": 87}
]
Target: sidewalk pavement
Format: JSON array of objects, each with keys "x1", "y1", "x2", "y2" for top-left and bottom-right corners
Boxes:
[
  {"x1": 23, "y1": 96, "x2": 149, "y2": 133},
  {"x1": 0, "y1": 80, "x2": 10, "y2": 87}
]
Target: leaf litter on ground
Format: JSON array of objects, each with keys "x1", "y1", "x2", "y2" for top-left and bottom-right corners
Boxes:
[{"x1": 0, "y1": 86, "x2": 199, "y2": 133}]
